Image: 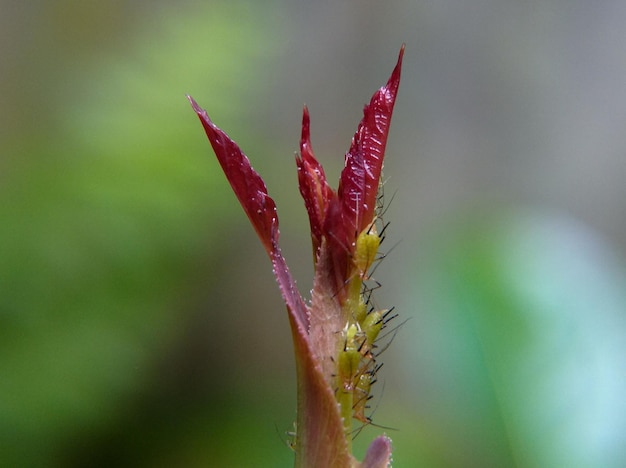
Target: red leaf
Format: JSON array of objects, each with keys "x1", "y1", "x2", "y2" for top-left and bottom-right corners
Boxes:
[
  {"x1": 188, "y1": 95, "x2": 309, "y2": 331},
  {"x1": 338, "y1": 45, "x2": 404, "y2": 239},
  {"x1": 296, "y1": 106, "x2": 335, "y2": 257},
  {"x1": 188, "y1": 95, "x2": 277, "y2": 255}
]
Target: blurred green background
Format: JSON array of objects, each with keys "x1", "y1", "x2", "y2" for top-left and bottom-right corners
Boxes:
[{"x1": 2, "y1": 1, "x2": 626, "y2": 466}]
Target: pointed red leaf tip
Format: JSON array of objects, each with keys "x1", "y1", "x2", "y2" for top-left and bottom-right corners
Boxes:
[
  {"x1": 188, "y1": 95, "x2": 310, "y2": 331},
  {"x1": 187, "y1": 94, "x2": 278, "y2": 255},
  {"x1": 338, "y1": 44, "x2": 404, "y2": 241},
  {"x1": 296, "y1": 105, "x2": 334, "y2": 257}
]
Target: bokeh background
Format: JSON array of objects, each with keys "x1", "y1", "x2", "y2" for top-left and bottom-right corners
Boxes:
[{"x1": 2, "y1": 1, "x2": 626, "y2": 466}]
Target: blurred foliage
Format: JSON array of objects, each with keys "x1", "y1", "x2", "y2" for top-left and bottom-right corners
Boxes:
[
  {"x1": 393, "y1": 209, "x2": 626, "y2": 467},
  {"x1": 0, "y1": 2, "x2": 293, "y2": 466}
]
